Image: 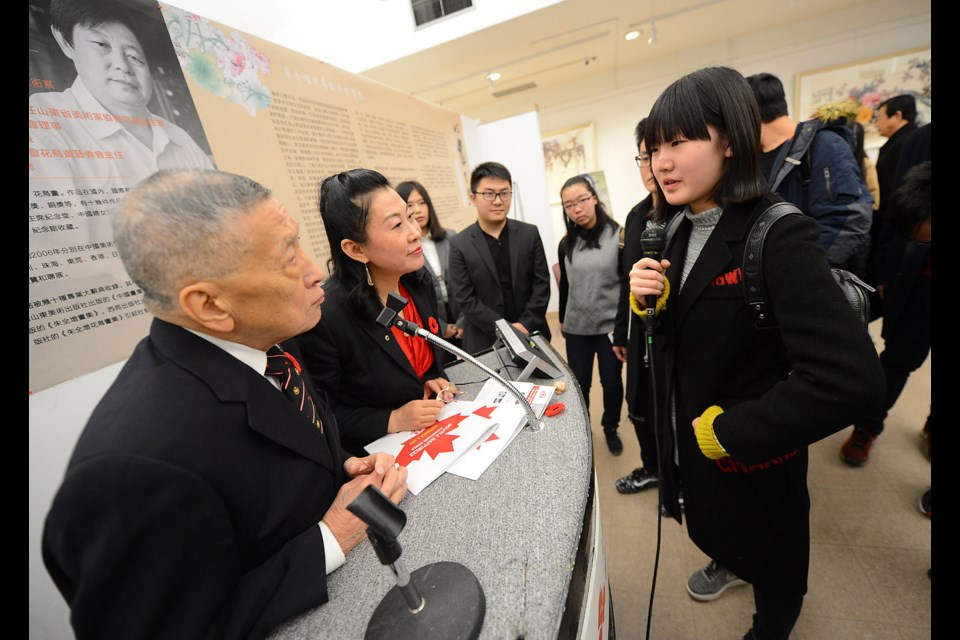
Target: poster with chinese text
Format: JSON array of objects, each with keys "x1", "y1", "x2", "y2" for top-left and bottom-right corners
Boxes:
[{"x1": 28, "y1": 0, "x2": 473, "y2": 393}]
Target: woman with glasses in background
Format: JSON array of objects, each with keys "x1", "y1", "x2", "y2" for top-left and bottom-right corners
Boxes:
[
  {"x1": 396, "y1": 180, "x2": 463, "y2": 360},
  {"x1": 557, "y1": 174, "x2": 625, "y2": 455}
]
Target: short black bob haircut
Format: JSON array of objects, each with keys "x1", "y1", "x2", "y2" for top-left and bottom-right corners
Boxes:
[{"x1": 644, "y1": 66, "x2": 768, "y2": 223}]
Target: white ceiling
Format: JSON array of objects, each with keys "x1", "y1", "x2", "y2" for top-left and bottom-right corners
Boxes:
[{"x1": 168, "y1": 0, "x2": 920, "y2": 123}]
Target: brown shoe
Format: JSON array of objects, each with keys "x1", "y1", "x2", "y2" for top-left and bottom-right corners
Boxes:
[{"x1": 840, "y1": 427, "x2": 877, "y2": 466}]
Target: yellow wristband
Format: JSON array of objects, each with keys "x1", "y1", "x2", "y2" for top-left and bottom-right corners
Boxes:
[
  {"x1": 629, "y1": 275, "x2": 670, "y2": 317},
  {"x1": 695, "y1": 405, "x2": 729, "y2": 460}
]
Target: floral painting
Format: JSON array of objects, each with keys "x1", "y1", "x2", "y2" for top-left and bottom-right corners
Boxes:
[
  {"x1": 542, "y1": 123, "x2": 597, "y2": 203},
  {"x1": 162, "y1": 5, "x2": 273, "y2": 116},
  {"x1": 796, "y1": 48, "x2": 931, "y2": 151}
]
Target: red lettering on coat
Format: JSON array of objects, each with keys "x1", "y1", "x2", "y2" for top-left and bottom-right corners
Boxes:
[
  {"x1": 714, "y1": 449, "x2": 799, "y2": 473},
  {"x1": 711, "y1": 267, "x2": 742, "y2": 287}
]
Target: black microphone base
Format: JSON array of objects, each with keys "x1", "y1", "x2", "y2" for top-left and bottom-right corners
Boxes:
[{"x1": 364, "y1": 561, "x2": 485, "y2": 640}]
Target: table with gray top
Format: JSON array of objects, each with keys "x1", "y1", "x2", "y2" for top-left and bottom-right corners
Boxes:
[{"x1": 270, "y1": 334, "x2": 605, "y2": 640}]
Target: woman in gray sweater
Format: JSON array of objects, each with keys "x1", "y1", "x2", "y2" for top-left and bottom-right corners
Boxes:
[{"x1": 557, "y1": 175, "x2": 624, "y2": 455}]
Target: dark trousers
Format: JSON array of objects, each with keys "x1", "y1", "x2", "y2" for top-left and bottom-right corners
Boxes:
[
  {"x1": 629, "y1": 416, "x2": 659, "y2": 473},
  {"x1": 858, "y1": 277, "x2": 931, "y2": 436},
  {"x1": 565, "y1": 333, "x2": 623, "y2": 431},
  {"x1": 626, "y1": 332, "x2": 659, "y2": 472},
  {"x1": 751, "y1": 586, "x2": 804, "y2": 640}
]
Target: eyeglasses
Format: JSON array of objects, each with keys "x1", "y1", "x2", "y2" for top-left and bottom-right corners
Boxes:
[
  {"x1": 635, "y1": 153, "x2": 651, "y2": 168},
  {"x1": 562, "y1": 194, "x2": 594, "y2": 212},
  {"x1": 474, "y1": 190, "x2": 512, "y2": 201}
]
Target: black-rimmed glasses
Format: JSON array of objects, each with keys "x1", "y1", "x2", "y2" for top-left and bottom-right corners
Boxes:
[
  {"x1": 635, "y1": 153, "x2": 651, "y2": 168},
  {"x1": 473, "y1": 190, "x2": 513, "y2": 201},
  {"x1": 562, "y1": 194, "x2": 594, "y2": 212}
]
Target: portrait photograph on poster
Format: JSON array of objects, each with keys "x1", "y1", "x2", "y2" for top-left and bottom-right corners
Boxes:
[
  {"x1": 795, "y1": 47, "x2": 931, "y2": 152},
  {"x1": 28, "y1": 0, "x2": 218, "y2": 393},
  {"x1": 28, "y1": 0, "x2": 217, "y2": 164}
]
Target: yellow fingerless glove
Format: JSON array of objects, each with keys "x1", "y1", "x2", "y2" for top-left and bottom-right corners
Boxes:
[
  {"x1": 695, "y1": 405, "x2": 729, "y2": 460},
  {"x1": 629, "y1": 275, "x2": 670, "y2": 317}
]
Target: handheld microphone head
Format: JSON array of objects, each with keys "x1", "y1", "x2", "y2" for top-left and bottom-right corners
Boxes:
[
  {"x1": 638, "y1": 226, "x2": 666, "y2": 322},
  {"x1": 640, "y1": 226, "x2": 666, "y2": 262}
]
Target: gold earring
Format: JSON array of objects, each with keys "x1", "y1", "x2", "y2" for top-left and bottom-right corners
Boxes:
[{"x1": 364, "y1": 263, "x2": 374, "y2": 287}]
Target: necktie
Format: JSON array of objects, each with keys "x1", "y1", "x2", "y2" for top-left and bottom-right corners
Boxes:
[{"x1": 265, "y1": 345, "x2": 323, "y2": 432}]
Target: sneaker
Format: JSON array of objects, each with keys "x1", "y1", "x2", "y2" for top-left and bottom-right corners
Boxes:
[
  {"x1": 840, "y1": 426, "x2": 877, "y2": 466},
  {"x1": 615, "y1": 467, "x2": 659, "y2": 494},
  {"x1": 686, "y1": 560, "x2": 747, "y2": 602},
  {"x1": 604, "y1": 430, "x2": 623, "y2": 456},
  {"x1": 920, "y1": 487, "x2": 931, "y2": 517}
]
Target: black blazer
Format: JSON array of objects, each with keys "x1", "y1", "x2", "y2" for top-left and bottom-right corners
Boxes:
[
  {"x1": 612, "y1": 195, "x2": 654, "y2": 418},
  {"x1": 448, "y1": 218, "x2": 552, "y2": 355},
  {"x1": 294, "y1": 269, "x2": 446, "y2": 456},
  {"x1": 652, "y1": 194, "x2": 884, "y2": 593},
  {"x1": 42, "y1": 318, "x2": 347, "y2": 639}
]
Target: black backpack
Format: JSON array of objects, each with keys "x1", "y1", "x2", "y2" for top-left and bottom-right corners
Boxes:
[
  {"x1": 663, "y1": 202, "x2": 875, "y2": 328},
  {"x1": 742, "y1": 202, "x2": 875, "y2": 329}
]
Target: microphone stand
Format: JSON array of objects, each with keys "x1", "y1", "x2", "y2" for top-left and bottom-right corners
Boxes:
[
  {"x1": 349, "y1": 485, "x2": 485, "y2": 640},
  {"x1": 376, "y1": 292, "x2": 544, "y2": 432}
]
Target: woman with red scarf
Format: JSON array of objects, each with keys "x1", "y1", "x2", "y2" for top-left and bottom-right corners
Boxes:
[{"x1": 295, "y1": 169, "x2": 456, "y2": 456}]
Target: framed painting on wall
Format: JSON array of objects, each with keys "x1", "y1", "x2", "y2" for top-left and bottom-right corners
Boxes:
[
  {"x1": 795, "y1": 47, "x2": 931, "y2": 152},
  {"x1": 542, "y1": 122, "x2": 597, "y2": 203}
]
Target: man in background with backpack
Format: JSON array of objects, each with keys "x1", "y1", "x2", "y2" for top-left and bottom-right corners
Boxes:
[{"x1": 747, "y1": 73, "x2": 873, "y2": 279}]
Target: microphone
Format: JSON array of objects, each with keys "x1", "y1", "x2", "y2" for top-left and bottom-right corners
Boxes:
[
  {"x1": 639, "y1": 226, "x2": 666, "y2": 320},
  {"x1": 349, "y1": 485, "x2": 485, "y2": 640},
  {"x1": 375, "y1": 291, "x2": 544, "y2": 432}
]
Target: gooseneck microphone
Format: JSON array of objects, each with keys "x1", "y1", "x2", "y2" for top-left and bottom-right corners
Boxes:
[
  {"x1": 375, "y1": 291, "x2": 544, "y2": 432},
  {"x1": 639, "y1": 226, "x2": 667, "y2": 322}
]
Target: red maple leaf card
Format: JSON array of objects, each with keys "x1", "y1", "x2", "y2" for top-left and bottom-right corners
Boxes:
[
  {"x1": 445, "y1": 402, "x2": 527, "y2": 481},
  {"x1": 363, "y1": 401, "x2": 502, "y2": 495}
]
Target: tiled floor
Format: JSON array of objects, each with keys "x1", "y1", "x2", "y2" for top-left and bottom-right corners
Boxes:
[{"x1": 544, "y1": 313, "x2": 932, "y2": 639}]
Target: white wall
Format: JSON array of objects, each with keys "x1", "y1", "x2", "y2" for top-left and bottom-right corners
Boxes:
[
  {"x1": 29, "y1": 362, "x2": 124, "y2": 640},
  {"x1": 537, "y1": 4, "x2": 931, "y2": 224}
]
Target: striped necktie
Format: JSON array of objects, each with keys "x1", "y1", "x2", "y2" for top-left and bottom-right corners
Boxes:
[{"x1": 265, "y1": 345, "x2": 323, "y2": 432}]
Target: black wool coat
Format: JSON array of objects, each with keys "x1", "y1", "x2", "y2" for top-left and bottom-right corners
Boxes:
[{"x1": 652, "y1": 193, "x2": 884, "y2": 594}]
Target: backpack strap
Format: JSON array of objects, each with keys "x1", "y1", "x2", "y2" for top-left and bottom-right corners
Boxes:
[
  {"x1": 770, "y1": 120, "x2": 819, "y2": 195},
  {"x1": 742, "y1": 202, "x2": 804, "y2": 329}
]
